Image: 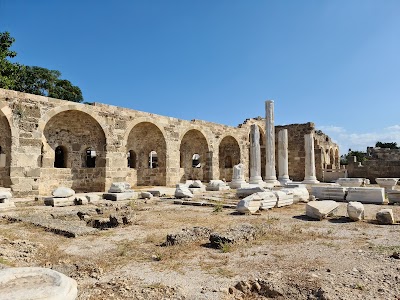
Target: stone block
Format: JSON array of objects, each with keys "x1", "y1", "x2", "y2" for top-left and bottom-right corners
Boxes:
[
  {"x1": 103, "y1": 190, "x2": 137, "y2": 201},
  {"x1": 52, "y1": 187, "x2": 75, "y2": 198},
  {"x1": 376, "y1": 209, "x2": 395, "y2": 225},
  {"x1": 0, "y1": 267, "x2": 77, "y2": 300},
  {"x1": 0, "y1": 200, "x2": 16, "y2": 211},
  {"x1": 274, "y1": 190, "x2": 294, "y2": 207},
  {"x1": 306, "y1": 200, "x2": 339, "y2": 220},
  {"x1": 141, "y1": 191, "x2": 153, "y2": 199},
  {"x1": 259, "y1": 191, "x2": 278, "y2": 210},
  {"x1": 311, "y1": 186, "x2": 347, "y2": 201},
  {"x1": 237, "y1": 193, "x2": 265, "y2": 214},
  {"x1": 387, "y1": 190, "x2": 400, "y2": 204},
  {"x1": 108, "y1": 182, "x2": 131, "y2": 193},
  {"x1": 85, "y1": 193, "x2": 101, "y2": 203},
  {"x1": 347, "y1": 202, "x2": 364, "y2": 221},
  {"x1": 236, "y1": 186, "x2": 265, "y2": 198},
  {"x1": 281, "y1": 186, "x2": 309, "y2": 203},
  {"x1": 375, "y1": 178, "x2": 399, "y2": 192},
  {"x1": 175, "y1": 184, "x2": 193, "y2": 198},
  {"x1": 346, "y1": 187, "x2": 385, "y2": 204},
  {"x1": 206, "y1": 180, "x2": 230, "y2": 191},
  {"x1": 336, "y1": 178, "x2": 365, "y2": 187},
  {"x1": 44, "y1": 196, "x2": 76, "y2": 207}
]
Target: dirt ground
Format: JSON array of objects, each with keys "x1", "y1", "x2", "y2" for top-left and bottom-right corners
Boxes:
[{"x1": 0, "y1": 192, "x2": 399, "y2": 300}]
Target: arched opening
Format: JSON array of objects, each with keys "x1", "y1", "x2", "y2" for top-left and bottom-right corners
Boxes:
[
  {"x1": 127, "y1": 150, "x2": 136, "y2": 169},
  {"x1": 192, "y1": 153, "x2": 201, "y2": 168},
  {"x1": 54, "y1": 145, "x2": 67, "y2": 168},
  {"x1": 219, "y1": 136, "x2": 240, "y2": 181},
  {"x1": 179, "y1": 129, "x2": 210, "y2": 182},
  {"x1": 329, "y1": 148, "x2": 335, "y2": 169},
  {"x1": 126, "y1": 122, "x2": 167, "y2": 186},
  {"x1": 41, "y1": 110, "x2": 106, "y2": 193},
  {"x1": 85, "y1": 147, "x2": 96, "y2": 168},
  {"x1": 0, "y1": 110, "x2": 12, "y2": 187},
  {"x1": 225, "y1": 155, "x2": 233, "y2": 168},
  {"x1": 335, "y1": 148, "x2": 340, "y2": 168},
  {"x1": 149, "y1": 151, "x2": 158, "y2": 168}
]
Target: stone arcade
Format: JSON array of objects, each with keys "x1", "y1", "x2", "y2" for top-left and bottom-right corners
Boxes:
[{"x1": 0, "y1": 89, "x2": 339, "y2": 196}]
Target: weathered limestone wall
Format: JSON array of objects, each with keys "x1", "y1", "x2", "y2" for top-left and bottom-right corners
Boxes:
[
  {"x1": 0, "y1": 88, "x2": 339, "y2": 196},
  {"x1": 347, "y1": 150, "x2": 400, "y2": 183}
]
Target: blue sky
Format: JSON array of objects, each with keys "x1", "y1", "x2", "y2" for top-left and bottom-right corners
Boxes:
[{"x1": 1, "y1": 0, "x2": 400, "y2": 152}]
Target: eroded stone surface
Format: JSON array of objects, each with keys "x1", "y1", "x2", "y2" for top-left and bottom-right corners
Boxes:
[
  {"x1": 306, "y1": 200, "x2": 339, "y2": 220},
  {"x1": 376, "y1": 209, "x2": 395, "y2": 225},
  {"x1": 0, "y1": 267, "x2": 77, "y2": 300},
  {"x1": 346, "y1": 187, "x2": 385, "y2": 204},
  {"x1": 52, "y1": 187, "x2": 75, "y2": 198},
  {"x1": 174, "y1": 184, "x2": 193, "y2": 198},
  {"x1": 347, "y1": 202, "x2": 364, "y2": 221}
]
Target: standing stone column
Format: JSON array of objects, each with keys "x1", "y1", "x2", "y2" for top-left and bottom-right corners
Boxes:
[
  {"x1": 278, "y1": 129, "x2": 291, "y2": 184},
  {"x1": 303, "y1": 132, "x2": 319, "y2": 184},
  {"x1": 249, "y1": 124, "x2": 263, "y2": 184},
  {"x1": 265, "y1": 100, "x2": 279, "y2": 185}
]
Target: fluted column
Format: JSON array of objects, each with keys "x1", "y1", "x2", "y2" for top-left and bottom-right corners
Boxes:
[
  {"x1": 303, "y1": 132, "x2": 319, "y2": 184},
  {"x1": 265, "y1": 100, "x2": 279, "y2": 185},
  {"x1": 278, "y1": 129, "x2": 291, "y2": 184},
  {"x1": 249, "y1": 124, "x2": 263, "y2": 184}
]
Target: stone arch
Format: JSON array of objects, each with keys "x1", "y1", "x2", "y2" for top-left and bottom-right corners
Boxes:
[
  {"x1": 38, "y1": 104, "x2": 108, "y2": 143},
  {"x1": 41, "y1": 110, "x2": 107, "y2": 194},
  {"x1": 179, "y1": 129, "x2": 210, "y2": 182},
  {"x1": 219, "y1": 135, "x2": 241, "y2": 181},
  {"x1": 126, "y1": 122, "x2": 167, "y2": 186},
  {"x1": 0, "y1": 106, "x2": 12, "y2": 187}
]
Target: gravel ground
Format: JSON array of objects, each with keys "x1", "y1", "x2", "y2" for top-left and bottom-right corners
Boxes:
[{"x1": 0, "y1": 196, "x2": 399, "y2": 300}]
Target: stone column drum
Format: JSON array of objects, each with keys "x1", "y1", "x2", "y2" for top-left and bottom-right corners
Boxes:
[
  {"x1": 265, "y1": 100, "x2": 279, "y2": 185},
  {"x1": 303, "y1": 132, "x2": 319, "y2": 184},
  {"x1": 278, "y1": 129, "x2": 291, "y2": 185},
  {"x1": 249, "y1": 124, "x2": 263, "y2": 184}
]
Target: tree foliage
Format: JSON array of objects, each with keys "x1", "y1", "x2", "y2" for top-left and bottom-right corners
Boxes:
[
  {"x1": 0, "y1": 31, "x2": 83, "y2": 102},
  {"x1": 341, "y1": 150, "x2": 367, "y2": 165},
  {"x1": 375, "y1": 141, "x2": 399, "y2": 149}
]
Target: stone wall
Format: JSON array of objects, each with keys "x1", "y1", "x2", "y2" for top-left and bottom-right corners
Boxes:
[
  {"x1": 347, "y1": 151, "x2": 400, "y2": 183},
  {"x1": 0, "y1": 89, "x2": 339, "y2": 196}
]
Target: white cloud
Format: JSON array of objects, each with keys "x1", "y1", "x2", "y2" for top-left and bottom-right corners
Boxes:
[{"x1": 317, "y1": 125, "x2": 400, "y2": 153}]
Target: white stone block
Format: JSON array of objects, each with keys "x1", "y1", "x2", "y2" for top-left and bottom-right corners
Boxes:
[
  {"x1": 387, "y1": 190, "x2": 400, "y2": 204},
  {"x1": 274, "y1": 190, "x2": 293, "y2": 207},
  {"x1": 237, "y1": 192, "x2": 267, "y2": 214},
  {"x1": 375, "y1": 178, "x2": 399, "y2": 192},
  {"x1": 306, "y1": 200, "x2": 339, "y2": 220},
  {"x1": 336, "y1": 178, "x2": 365, "y2": 187},
  {"x1": 44, "y1": 196, "x2": 76, "y2": 207},
  {"x1": 52, "y1": 187, "x2": 75, "y2": 198},
  {"x1": 0, "y1": 267, "x2": 77, "y2": 300},
  {"x1": 175, "y1": 184, "x2": 194, "y2": 198},
  {"x1": 281, "y1": 186, "x2": 309, "y2": 203},
  {"x1": 347, "y1": 202, "x2": 364, "y2": 221},
  {"x1": 103, "y1": 190, "x2": 137, "y2": 201},
  {"x1": 259, "y1": 191, "x2": 278, "y2": 210},
  {"x1": 236, "y1": 186, "x2": 265, "y2": 198},
  {"x1": 346, "y1": 187, "x2": 385, "y2": 204},
  {"x1": 311, "y1": 186, "x2": 347, "y2": 201}
]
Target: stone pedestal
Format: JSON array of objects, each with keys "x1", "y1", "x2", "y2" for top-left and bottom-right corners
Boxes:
[
  {"x1": 265, "y1": 100, "x2": 279, "y2": 185},
  {"x1": 302, "y1": 133, "x2": 319, "y2": 184},
  {"x1": 375, "y1": 178, "x2": 399, "y2": 193},
  {"x1": 278, "y1": 129, "x2": 291, "y2": 185},
  {"x1": 230, "y1": 163, "x2": 248, "y2": 189},
  {"x1": 249, "y1": 124, "x2": 263, "y2": 185},
  {"x1": 337, "y1": 178, "x2": 365, "y2": 187}
]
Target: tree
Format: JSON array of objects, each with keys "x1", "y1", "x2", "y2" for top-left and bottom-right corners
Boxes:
[
  {"x1": 0, "y1": 32, "x2": 23, "y2": 89},
  {"x1": 375, "y1": 141, "x2": 399, "y2": 149},
  {"x1": 0, "y1": 31, "x2": 83, "y2": 102}
]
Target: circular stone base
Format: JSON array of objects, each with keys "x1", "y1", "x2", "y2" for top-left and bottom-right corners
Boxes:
[{"x1": 0, "y1": 267, "x2": 77, "y2": 300}]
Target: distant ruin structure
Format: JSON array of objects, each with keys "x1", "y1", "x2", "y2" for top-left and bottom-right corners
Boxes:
[{"x1": 0, "y1": 89, "x2": 339, "y2": 196}]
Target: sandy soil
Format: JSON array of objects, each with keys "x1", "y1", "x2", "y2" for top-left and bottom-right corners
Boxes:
[{"x1": 0, "y1": 194, "x2": 399, "y2": 300}]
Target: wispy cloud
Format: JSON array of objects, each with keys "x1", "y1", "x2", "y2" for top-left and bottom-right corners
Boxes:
[{"x1": 318, "y1": 125, "x2": 400, "y2": 153}]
